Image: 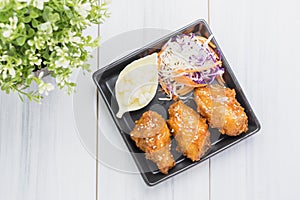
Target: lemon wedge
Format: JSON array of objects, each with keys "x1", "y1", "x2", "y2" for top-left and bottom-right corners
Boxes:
[{"x1": 115, "y1": 53, "x2": 158, "y2": 118}]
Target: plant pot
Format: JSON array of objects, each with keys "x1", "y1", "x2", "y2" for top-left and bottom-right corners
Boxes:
[{"x1": 34, "y1": 67, "x2": 51, "y2": 78}]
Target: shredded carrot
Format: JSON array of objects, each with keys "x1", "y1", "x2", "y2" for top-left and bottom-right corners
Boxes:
[
  {"x1": 195, "y1": 36, "x2": 219, "y2": 59},
  {"x1": 157, "y1": 45, "x2": 167, "y2": 68},
  {"x1": 175, "y1": 61, "x2": 222, "y2": 73},
  {"x1": 158, "y1": 34, "x2": 224, "y2": 100},
  {"x1": 174, "y1": 76, "x2": 207, "y2": 87},
  {"x1": 196, "y1": 36, "x2": 217, "y2": 49}
]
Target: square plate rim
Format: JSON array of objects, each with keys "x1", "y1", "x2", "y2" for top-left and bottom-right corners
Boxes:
[{"x1": 92, "y1": 18, "x2": 261, "y2": 186}]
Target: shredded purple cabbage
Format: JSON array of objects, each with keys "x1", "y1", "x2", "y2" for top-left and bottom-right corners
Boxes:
[{"x1": 159, "y1": 33, "x2": 224, "y2": 98}]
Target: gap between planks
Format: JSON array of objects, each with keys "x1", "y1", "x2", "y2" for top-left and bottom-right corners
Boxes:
[
  {"x1": 208, "y1": 0, "x2": 211, "y2": 25},
  {"x1": 207, "y1": 1, "x2": 211, "y2": 200},
  {"x1": 96, "y1": 89, "x2": 99, "y2": 200},
  {"x1": 95, "y1": 1, "x2": 101, "y2": 199}
]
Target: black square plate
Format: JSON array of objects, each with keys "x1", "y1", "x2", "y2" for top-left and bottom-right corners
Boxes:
[{"x1": 93, "y1": 19, "x2": 261, "y2": 186}]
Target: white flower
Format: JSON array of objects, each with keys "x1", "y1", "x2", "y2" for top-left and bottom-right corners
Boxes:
[
  {"x1": 32, "y1": 0, "x2": 49, "y2": 10},
  {"x1": 27, "y1": 74, "x2": 34, "y2": 79},
  {"x1": 55, "y1": 58, "x2": 70, "y2": 68},
  {"x1": 0, "y1": 54, "x2": 8, "y2": 62},
  {"x1": 53, "y1": 46, "x2": 70, "y2": 68},
  {"x1": 74, "y1": 1, "x2": 91, "y2": 18},
  {"x1": 15, "y1": 0, "x2": 30, "y2": 9},
  {"x1": 3, "y1": 30, "x2": 12, "y2": 38},
  {"x1": 63, "y1": 5, "x2": 70, "y2": 10},
  {"x1": 38, "y1": 82, "x2": 54, "y2": 96},
  {"x1": 9, "y1": 16, "x2": 18, "y2": 29},
  {"x1": 38, "y1": 71, "x2": 44, "y2": 79},
  {"x1": 2, "y1": 71, "x2": 7, "y2": 80},
  {"x1": 9, "y1": 68, "x2": 16, "y2": 78},
  {"x1": 1, "y1": 16, "x2": 18, "y2": 39},
  {"x1": 17, "y1": 0, "x2": 30, "y2": 4},
  {"x1": 1, "y1": 67, "x2": 16, "y2": 79},
  {"x1": 56, "y1": 76, "x2": 68, "y2": 86},
  {"x1": 28, "y1": 36, "x2": 46, "y2": 50},
  {"x1": 72, "y1": 52, "x2": 81, "y2": 57},
  {"x1": 15, "y1": 0, "x2": 48, "y2": 10},
  {"x1": 0, "y1": 0, "x2": 10, "y2": 9},
  {"x1": 27, "y1": 52, "x2": 42, "y2": 66},
  {"x1": 37, "y1": 21, "x2": 53, "y2": 34},
  {"x1": 68, "y1": 31, "x2": 82, "y2": 44}
]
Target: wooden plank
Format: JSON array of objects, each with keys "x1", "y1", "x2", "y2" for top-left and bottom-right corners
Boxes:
[
  {"x1": 97, "y1": 0, "x2": 174, "y2": 196},
  {"x1": 210, "y1": 0, "x2": 300, "y2": 199},
  {"x1": 0, "y1": 93, "x2": 23, "y2": 200},
  {"x1": 0, "y1": 23, "x2": 99, "y2": 199},
  {"x1": 168, "y1": 2, "x2": 209, "y2": 200},
  {"x1": 97, "y1": 0, "x2": 209, "y2": 199},
  {"x1": 0, "y1": 91, "x2": 96, "y2": 200}
]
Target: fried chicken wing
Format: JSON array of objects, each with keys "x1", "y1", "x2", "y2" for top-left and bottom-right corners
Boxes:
[
  {"x1": 130, "y1": 111, "x2": 175, "y2": 174},
  {"x1": 194, "y1": 85, "x2": 248, "y2": 136},
  {"x1": 167, "y1": 101, "x2": 210, "y2": 161}
]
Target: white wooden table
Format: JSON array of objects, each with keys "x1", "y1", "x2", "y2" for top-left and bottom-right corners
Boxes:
[{"x1": 1, "y1": 0, "x2": 300, "y2": 199}]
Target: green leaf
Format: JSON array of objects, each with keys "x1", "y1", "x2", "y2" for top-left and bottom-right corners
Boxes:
[
  {"x1": 32, "y1": 19, "x2": 39, "y2": 28},
  {"x1": 65, "y1": 10, "x2": 73, "y2": 18},
  {"x1": 0, "y1": 11, "x2": 10, "y2": 22},
  {"x1": 27, "y1": 28, "x2": 35, "y2": 38},
  {"x1": 27, "y1": 93, "x2": 33, "y2": 101},
  {"x1": 23, "y1": 16, "x2": 31, "y2": 23},
  {"x1": 42, "y1": 49, "x2": 50, "y2": 59},
  {"x1": 42, "y1": 6, "x2": 53, "y2": 21},
  {"x1": 18, "y1": 92, "x2": 24, "y2": 102},
  {"x1": 0, "y1": 0, "x2": 109, "y2": 103},
  {"x1": 16, "y1": 8, "x2": 29, "y2": 17},
  {"x1": 50, "y1": 13, "x2": 60, "y2": 23},
  {"x1": 30, "y1": 10, "x2": 40, "y2": 19},
  {"x1": 69, "y1": 82, "x2": 76, "y2": 87},
  {"x1": 14, "y1": 36, "x2": 27, "y2": 46}
]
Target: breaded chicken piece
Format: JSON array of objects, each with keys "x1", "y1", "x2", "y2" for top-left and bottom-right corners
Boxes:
[
  {"x1": 130, "y1": 111, "x2": 175, "y2": 174},
  {"x1": 167, "y1": 101, "x2": 210, "y2": 161},
  {"x1": 194, "y1": 85, "x2": 248, "y2": 136}
]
